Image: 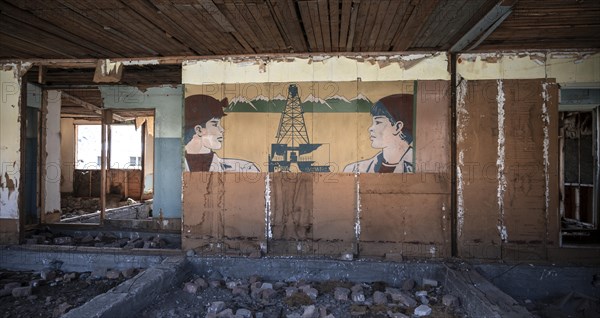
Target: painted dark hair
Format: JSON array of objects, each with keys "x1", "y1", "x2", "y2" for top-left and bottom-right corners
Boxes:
[
  {"x1": 184, "y1": 94, "x2": 228, "y2": 144},
  {"x1": 370, "y1": 94, "x2": 414, "y2": 144}
]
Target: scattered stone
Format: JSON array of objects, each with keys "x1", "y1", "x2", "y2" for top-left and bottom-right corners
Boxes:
[
  {"x1": 373, "y1": 291, "x2": 387, "y2": 305},
  {"x1": 121, "y1": 268, "x2": 136, "y2": 279},
  {"x1": 63, "y1": 272, "x2": 77, "y2": 282},
  {"x1": 216, "y1": 308, "x2": 234, "y2": 318},
  {"x1": 303, "y1": 287, "x2": 318, "y2": 300},
  {"x1": 419, "y1": 296, "x2": 429, "y2": 305},
  {"x1": 53, "y1": 302, "x2": 72, "y2": 317},
  {"x1": 183, "y1": 282, "x2": 198, "y2": 294},
  {"x1": 350, "y1": 305, "x2": 367, "y2": 316},
  {"x1": 235, "y1": 308, "x2": 252, "y2": 318},
  {"x1": 53, "y1": 236, "x2": 73, "y2": 245},
  {"x1": 387, "y1": 288, "x2": 417, "y2": 307},
  {"x1": 414, "y1": 304, "x2": 432, "y2": 317},
  {"x1": 0, "y1": 289, "x2": 12, "y2": 297},
  {"x1": 40, "y1": 269, "x2": 57, "y2": 281},
  {"x1": 192, "y1": 277, "x2": 207, "y2": 288},
  {"x1": 232, "y1": 286, "x2": 249, "y2": 296},
  {"x1": 350, "y1": 284, "x2": 363, "y2": 293},
  {"x1": 334, "y1": 287, "x2": 350, "y2": 301},
  {"x1": 261, "y1": 282, "x2": 273, "y2": 290},
  {"x1": 186, "y1": 249, "x2": 196, "y2": 257},
  {"x1": 226, "y1": 280, "x2": 240, "y2": 289},
  {"x1": 12, "y1": 286, "x2": 32, "y2": 297},
  {"x1": 351, "y1": 291, "x2": 365, "y2": 303},
  {"x1": 442, "y1": 294, "x2": 459, "y2": 307},
  {"x1": 301, "y1": 305, "x2": 318, "y2": 318},
  {"x1": 80, "y1": 234, "x2": 94, "y2": 243},
  {"x1": 91, "y1": 268, "x2": 107, "y2": 280},
  {"x1": 210, "y1": 280, "x2": 222, "y2": 288},
  {"x1": 340, "y1": 253, "x2": 353, "y2": 261},
  {"x1": 262, "y1": 288, "x2": 277, "y2": 300},
  {"x1": 415, "y1": 290, "x2": 427, "y2": 297},
  {"x1": 285, "y1": 287, "x2": 298, "y2": 297},
  {"x1": 422, "y1": 278, "x2": 438, "y2": 287},
  {"x1": 106, "y1": 270, "x2": 121, "y2": 280},
  {"x1": 208, "y1": 301, "x2": 225, "y2": 313},
  {"x1": 249, "y1": 275, "x2": 261, "y2": 284},
  {"x1": 401, "y1": 279, "x2": 415, "y2": 291},
  {"x1": 27, "y1": 295, "x2": 38, "y2": 301}
]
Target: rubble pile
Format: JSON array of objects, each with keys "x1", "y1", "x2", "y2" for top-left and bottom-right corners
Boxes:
[
  {"x1": 138, "y1": 274, "x2": 464, "y2": 318},
  {"x1": 60, "y1": 195, "x2": 100, "y2": 218},
  {"x1": 0, "y1": 267, "x2": 140, "y2": 318},
  {"x1": 24, "y1": 231, "x2": 174, "y2": 249}
]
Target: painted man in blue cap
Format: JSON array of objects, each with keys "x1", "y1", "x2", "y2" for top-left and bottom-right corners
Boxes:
[
  {"x1": 184, "y1": 94, "x2": 259, "y2": 172},
  {"x1": 344, "y1": 94, "x2": 414, "y2": 173}
]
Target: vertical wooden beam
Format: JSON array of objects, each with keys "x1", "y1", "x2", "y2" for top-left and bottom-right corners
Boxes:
[
  {"x1": 100, "y1": 110, "x2": 111, "y2": 224},
  {"x1": 39, "y1": 90, "x2": 48, "y2": 224}
]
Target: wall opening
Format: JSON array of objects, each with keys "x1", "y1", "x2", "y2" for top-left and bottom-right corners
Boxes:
[{"x1": 559, "y1": 87, "x2": 600, "y2": 246}]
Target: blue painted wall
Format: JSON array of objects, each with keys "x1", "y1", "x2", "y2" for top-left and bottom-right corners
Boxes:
[{"x1": 100, "y1": 85, "x2": 183, "y2": 218}]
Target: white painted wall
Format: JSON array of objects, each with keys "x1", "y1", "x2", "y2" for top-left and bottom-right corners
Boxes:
[
  {"x1": 0, "y1": 69, "x2": 21, "y2": 219},
  {"x1": 457, "y1": 52, "x2": 600, "y2": 84},
  {"x1": 44, "y1": 90, "x2": 61, "y2": 213},
  {"x1": 60, "y1": 118, "x2": 75, "y2": 193},
  {"x1": 182, "y1": 53, "x2": 451, "y2": 84}
]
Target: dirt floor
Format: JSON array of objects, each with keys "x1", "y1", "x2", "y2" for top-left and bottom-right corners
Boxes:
[
  {"x1": 137, "y1": 274, "x2": 466, "y2": 318},
  {"x1": 0, "y1": 268, "x2": 138, "y2": 318}
]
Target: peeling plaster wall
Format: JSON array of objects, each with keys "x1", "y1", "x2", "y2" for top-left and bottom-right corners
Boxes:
[
  {"x1": 457, "y1": 52, "x2": 600, "y2": 84},
  {"x1": 0, "y1": 68, "x2": 21, "y2": 243},
  {"x1": 183, "y1": 54, "x2": 450, "y2": 84},
  {"x1": 44, "y1": 90, "x2": 61, "y2": 216},
  {"x1": 100, "y1": 85, "x2": 182, "y2": 218},
  {"x1": 0, "y1": 69, "x2": 21, "y2": 220}
]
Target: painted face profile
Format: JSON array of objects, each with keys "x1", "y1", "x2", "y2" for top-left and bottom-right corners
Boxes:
[
  {"x1": 195, "y1": 117, "x2": 224, "y2": 151},
  {"x1": 369, "y1": 115, "x2": 403, "y2": 149}
]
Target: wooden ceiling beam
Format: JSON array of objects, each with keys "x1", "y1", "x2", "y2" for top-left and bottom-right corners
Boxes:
[{"x1": 62, "y1": 91, "x2": 127, "y2": 122}]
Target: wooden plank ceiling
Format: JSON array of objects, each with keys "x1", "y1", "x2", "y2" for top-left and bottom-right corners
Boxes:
[{"x1": 1, "y1": 0, "x2": 599, "y2": 60}]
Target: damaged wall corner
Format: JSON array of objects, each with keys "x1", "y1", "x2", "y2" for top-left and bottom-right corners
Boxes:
[{"x1": 0, "y1": 67, "x2": 22, "y2": 243}]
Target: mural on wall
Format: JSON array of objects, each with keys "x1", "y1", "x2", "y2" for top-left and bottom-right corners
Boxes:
[
  {"x1": 343, "y1": 94, "x2": 414, "y2": 173},
  {"x1": 184, "y1": 94, "x2": 260, "y2": 172},
  {"x1": 184, "y1": 81, "x2": 416, "y2": 173}
]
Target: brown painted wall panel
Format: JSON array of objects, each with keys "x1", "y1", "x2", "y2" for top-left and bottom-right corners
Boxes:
[
  {"x1": 182, "y1": 172, "x2": 225, "y2": 245},
  {"x1": 458, "y1": 80, "x2": 502, "y2": 259},
  {"x1": 312, "y1": 173, "x2": 355, "y2": 242},
  {"x1": 182, "y1": 172, "x2": 266, "y2": 251},
  {"x1": 416, "y1": 80, "x2": 450, "y2": 173},
  {"x1": 271, "y1": 173, "x2": 313, "y2": 241},
  {"x1": 223, "y1": 172, "x2": 266, "y2": 240},
  {"x1": 458, "y1": 79, "x2": 559, "y2": 260}
]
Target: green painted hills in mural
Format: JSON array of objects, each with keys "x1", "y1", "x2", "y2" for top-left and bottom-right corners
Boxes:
[{"x1": 225, "y1": 94, "x2": 372, "y2": 113}]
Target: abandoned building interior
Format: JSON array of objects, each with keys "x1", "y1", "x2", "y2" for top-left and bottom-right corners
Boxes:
[{"x1": 0, "y1": 0, "x2": 599, "y2": 317}]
